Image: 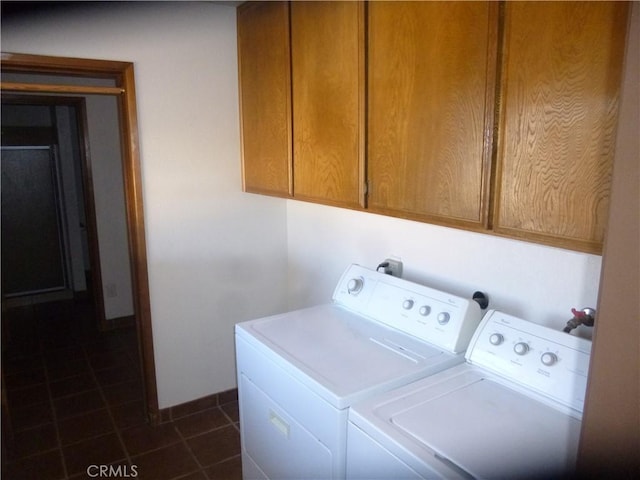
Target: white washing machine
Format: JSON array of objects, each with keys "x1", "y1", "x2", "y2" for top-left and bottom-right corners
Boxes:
[
  {"x1": 235, "y1": 264, "x2": 485, "y2": 479},
  {"x1": 347, "y1": 310, "x2": 592, "y2": 479}
]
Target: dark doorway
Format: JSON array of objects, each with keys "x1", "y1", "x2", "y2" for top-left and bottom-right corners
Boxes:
[
  {"x1": 1, "y1": 98, "x2": 89, "y2": 305},
  {"x1": 1, "y1": 53, "x2": 158, "y2": 428},
  {"x1": 2, "y1": 94, "x2": 134, "y2": 331}
]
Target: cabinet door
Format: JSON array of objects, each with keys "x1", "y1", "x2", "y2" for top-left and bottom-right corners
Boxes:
[
  {"x1": 494, "y1": 2, "x2": 629, "y2": 253},
  {"x1": 237, "y1": 1, "x2": 292, "y2": 197},
  {"x1": 291, "y1": 1, "x2": 365, "y2": 208},
  {"x1": 367, "y1": 1, "x2": 498, "y2": 228}
]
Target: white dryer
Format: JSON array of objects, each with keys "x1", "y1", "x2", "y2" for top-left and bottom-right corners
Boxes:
[
  {"x1": 235, "y1": 264, "x2": 484, "y2": 479},
  {"x1": 347, "y1": 310, "x2": 592, "y2": 479}
]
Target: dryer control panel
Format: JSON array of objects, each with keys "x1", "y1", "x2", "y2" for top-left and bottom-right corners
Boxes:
[
  {"x1": 466, "y1": 310, "x2": 592, "y2": 412},
  {"x1": 332, "y1": 264, "x2": 482, "y2": 354}
]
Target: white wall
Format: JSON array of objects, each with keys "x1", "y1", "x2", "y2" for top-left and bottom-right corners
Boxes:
[
  {"x1": 85, "y1": 95, "x2": 135, "y2": 320},
  {"x1": 286, "y1": 201, "x2": 602, "y2": 333},
  {"x1": 1, "y1": 1, "x2": 289, "y2": 408}
]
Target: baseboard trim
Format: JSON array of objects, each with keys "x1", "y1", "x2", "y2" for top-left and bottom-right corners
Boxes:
[{"x1": 156, "y1": 388, "x2": 238, "y2": 424}]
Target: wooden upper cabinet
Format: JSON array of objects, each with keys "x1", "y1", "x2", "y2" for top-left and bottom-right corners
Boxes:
[
  {"x1": 494, "y1": 1, "x2": 629, "y2": 253},
  {"x1": 367, "y1": 1, "x2": 498, "y2": 228},
  {"x1": 290, "y1": 1, "x2": 365, "y2": 208},
  {"x1": 237, "y1": 1, "x2": 292, "y2": 197},
  {"x1": 236, "y1": 1, "x2": 628, "y2": 254}
]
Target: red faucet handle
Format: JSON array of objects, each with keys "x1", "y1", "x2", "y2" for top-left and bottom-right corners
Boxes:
[{"x1": 571, "y1": 308, "x2": 586, "y2": 319}]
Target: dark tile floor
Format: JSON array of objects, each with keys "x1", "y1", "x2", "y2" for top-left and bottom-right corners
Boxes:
[{"x1": 1, "y1": 299, "x2": 242, "y2": 480}]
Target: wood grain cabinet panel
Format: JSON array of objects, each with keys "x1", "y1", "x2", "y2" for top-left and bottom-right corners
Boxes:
[
  {"x1": 236, "y1": 1, "x2": 629, "y2": 254},
  {"x1": 367, "y1": 1, "x2": 498, "y2": 228},
  {"x1": 290, "y1": 1, "x2": 365, "y2": 208},
  {"x1": 494, "y1": 1, "x2": 629, "y2": 253},
  {"x1": 237, "y1": 1, "x2": 292, "y2": 197}
]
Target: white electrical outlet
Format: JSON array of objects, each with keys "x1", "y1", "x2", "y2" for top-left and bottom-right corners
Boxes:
[{"x1": 384, "y1": 258, "x2": 403, "y2": 277}]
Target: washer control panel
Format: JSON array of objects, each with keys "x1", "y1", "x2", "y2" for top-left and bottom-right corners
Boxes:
[
  {"x1": 332, "y1": 264, "x2": 482, "y2": 354},
  {"x1": 466, "y1": 310, "x2": 592, "y2": 412}
]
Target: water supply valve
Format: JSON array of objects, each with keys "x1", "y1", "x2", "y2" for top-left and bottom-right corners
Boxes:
[{"x1": 563, "y1": 307, "x2": 596, "y2": 333}]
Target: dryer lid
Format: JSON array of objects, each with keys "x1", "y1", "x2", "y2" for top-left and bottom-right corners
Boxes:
[{"x1": 238, "y1": 304, "x2": 460, "y2": 408}]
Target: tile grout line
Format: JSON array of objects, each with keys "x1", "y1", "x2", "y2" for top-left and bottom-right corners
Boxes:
[
  {"x1": 219, "y1": 403, "x2": 241, "y2": 434},
  {"x1": 41, "y1": 341, "x2": 69, "y2": 480},
  {"x1": 122, "y1": 407, "x2": 236, "y2": 464},
  {"x1": 4, "y1": 302, "x2": 144, "y2": 478},
  {"x1": 171, "y1": 405, "x2": 240, "y2": 480},
  {"x1": 4, "y1": 304, "x2": 242, "y2": 479},
  {"x1": 82, "y1": 342, "x2": 135, "y2": 473},
  {"x1": 171, "y1": 423, "x2": 209, "y2": 479}
]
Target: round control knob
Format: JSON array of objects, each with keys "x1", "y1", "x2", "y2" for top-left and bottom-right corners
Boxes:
[
  {"x1": 402, "y1": 299, "x2": 415, "y2": 310},
  {"x1": 489, "y1": 333, "x2": 504, "y2": 346},
  {"x1": 541, "y1": 352, "x2": 558, "y2": 367},
  {"x1": 347, "y1": 278, "x2": 363, "y2": 295},
  {"x1": 437, "y1": 312, "x2": 450, "y2": 325},
  {"x1": 514, "y1": 342, "x2": 529, "y2": 356},
  {"x1": 419, "y1": 305, "x2": 431, "y2": 316}
]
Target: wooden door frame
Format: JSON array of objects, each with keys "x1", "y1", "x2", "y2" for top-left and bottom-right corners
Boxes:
[{"x1": 1, "y1": 52, "x2": 159, "y2": 424}]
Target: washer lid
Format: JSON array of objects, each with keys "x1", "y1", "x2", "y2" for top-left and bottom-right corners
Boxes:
[
  {"x1": 238, "y1": 304, "x2": 460, "y2": 408},
  {"x1": 391, "y1": 377, "x2": 581, "y2": 479}
]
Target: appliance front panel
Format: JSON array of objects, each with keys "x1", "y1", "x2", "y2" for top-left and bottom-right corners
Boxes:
[{"x1": 241, "y1": 374, "x2": 333, "y2": 480}]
